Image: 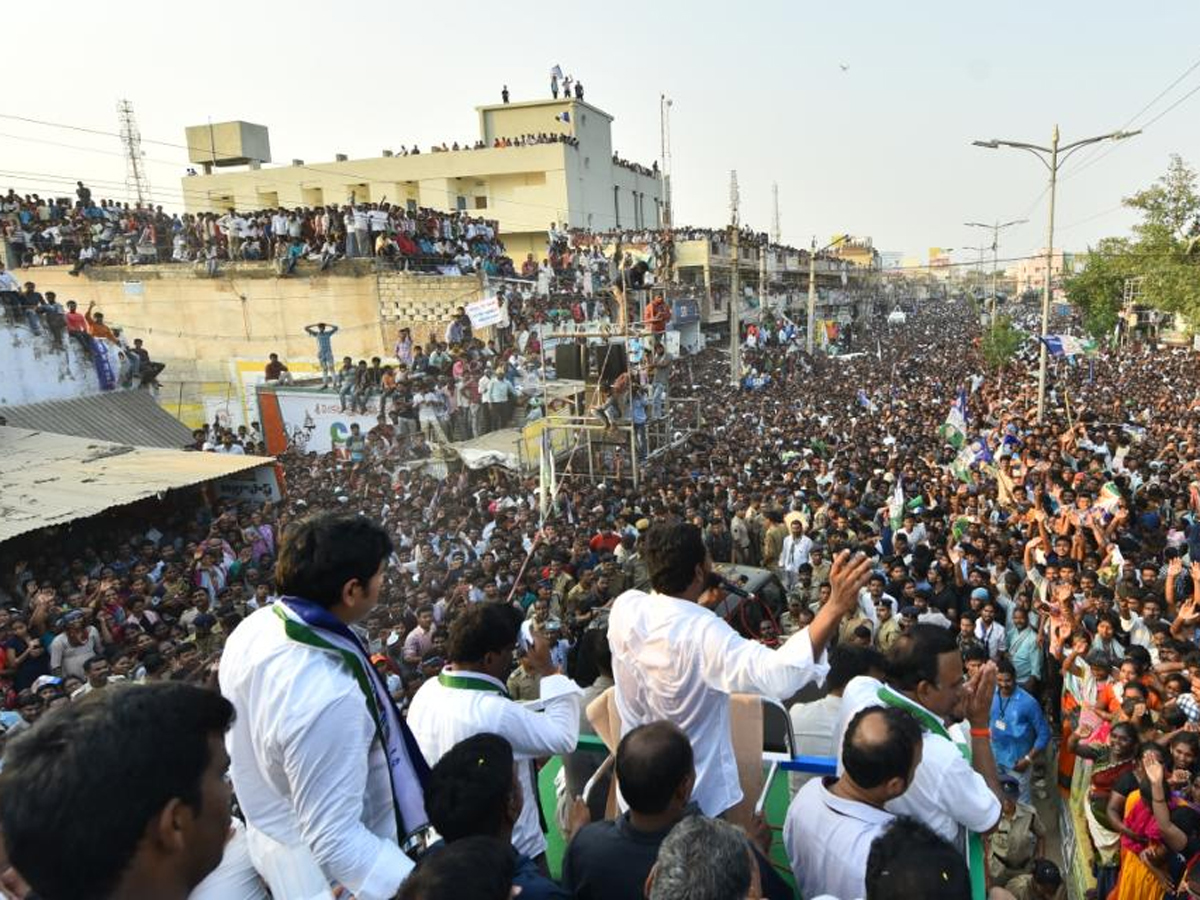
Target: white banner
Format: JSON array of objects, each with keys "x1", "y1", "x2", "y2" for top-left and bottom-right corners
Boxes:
[
  {"x1": 466, "y1": 296, "x2": 502, "y2": 330},
  {"x1": 215, "y1": 466, "x2": 281, "y2": 503},
  {"x1": 272, "y1": 393, "x2": 382, "y2": 455}
]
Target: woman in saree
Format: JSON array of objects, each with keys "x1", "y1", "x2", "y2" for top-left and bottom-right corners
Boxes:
[
  {"x1": 1111, "y1": 743, "x2": 1179, "y2": 900},
  {"x1": 1069, "y1": 721, "x2": 1138, "y2": 900},
  {"x1": 1060, "y1": 639, "x2": 1121, "y2": 793}
]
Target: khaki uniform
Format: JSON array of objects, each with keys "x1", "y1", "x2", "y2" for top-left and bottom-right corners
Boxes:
[
  {"x1": 506, "y1": 663, "x2": 542, "y2": 702},
  {"x1": 988, "y1": 802, "x2": 1044, "y2": 885},
  {"x1": 875, "y1": 617, "x2": 902, "y2": 653}
]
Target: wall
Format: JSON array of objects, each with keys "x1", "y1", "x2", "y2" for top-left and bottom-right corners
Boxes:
[
  {"x1": 25, "y1": 263, "x2": 484, "y2": 428},
  {"x1": 0, "y1": 323, "x2": 116, "y2": 406}
]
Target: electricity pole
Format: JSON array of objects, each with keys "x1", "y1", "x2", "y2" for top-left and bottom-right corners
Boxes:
[
  {"x1": 729, "y1": 171, "x2": 740, "y2": 388},
  {"x1": 966, "y1": 218, "x2": 1026, "y2": 332},
  {"x1": 973, "y1": 125, "x2": 1138, "y2": 421},
  {"x1": 806, "y1": 234, "x2": 850, "y2": 355}
]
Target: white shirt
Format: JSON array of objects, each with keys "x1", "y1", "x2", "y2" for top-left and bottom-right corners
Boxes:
[
  {"x1": 788, "y1": 694, "x2": 842, "y2": 792},
  {"x1": 407, "y1": 669, "x2": 581, "y2": 859},
  {"x1": 835, "y1": 676, "x2": 1000, "y2": 847},
  {"x1": 784, "y1": 777, "x2": 892, "y2": 900},
  {"x1": 189, "y1": 818, "x2": 269, "y2": 900},
  {"x1": 974, "y1": 618, "x2": 1006, "y2": 660},
  {"x1": 607, "y1": 589, "x2": 829, "y2": 816},
  {"x1": 219, "y1": 606, "x2": 423, "y2": 900},
  {"x1": 778, "y1": 534, "x2": 813, "y2": 572}
]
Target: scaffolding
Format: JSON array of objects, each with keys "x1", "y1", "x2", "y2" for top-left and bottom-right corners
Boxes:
[{"x1": 534, "y1": 282, "x2": 701, "y2": 496}]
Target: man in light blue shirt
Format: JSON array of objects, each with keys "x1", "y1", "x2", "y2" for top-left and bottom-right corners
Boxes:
[
  {"x1": 1005, "y1": 606, "x2": 1043, "y2": 691},
  {"x1": 989, "y1": 660, "x2": 1049, "y2": 803}
]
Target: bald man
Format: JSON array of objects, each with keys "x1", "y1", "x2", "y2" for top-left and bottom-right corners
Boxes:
[{"x1": 784, "y1": 706, "x2": 923, "y2": 900}]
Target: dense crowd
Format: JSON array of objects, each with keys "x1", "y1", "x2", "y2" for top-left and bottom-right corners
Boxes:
[
  {"x1": 0, "y1": 184, "x2": 513, "y2": 276},
  {"x1": 3, "y1": 294, "x2": 1200, "y2": 899}
]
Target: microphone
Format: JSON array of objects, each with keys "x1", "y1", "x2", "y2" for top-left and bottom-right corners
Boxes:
[{"x1": 706, "y1": 572, "x2": 751, "y2": 599}]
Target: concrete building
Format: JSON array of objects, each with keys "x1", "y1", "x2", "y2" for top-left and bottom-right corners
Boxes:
[
  {"x1": 1008, "y1": 248, "x2": 1076, "y2": 298},
  {"x1": 672, "y1": 234, "x2": 873, "y2": 327},
  {"x1": 180, "y1": 99, "x2": 662, "y2": 260}
]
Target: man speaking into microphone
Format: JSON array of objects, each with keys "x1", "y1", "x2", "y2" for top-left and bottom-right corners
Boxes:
[{"x1": 607, "y1": 521, "x2": 872, "y2": 818}]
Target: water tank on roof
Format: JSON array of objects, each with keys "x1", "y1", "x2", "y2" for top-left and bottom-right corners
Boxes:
[{"x1": 184, "y1": 121, "x2": 271, "y2": 168}]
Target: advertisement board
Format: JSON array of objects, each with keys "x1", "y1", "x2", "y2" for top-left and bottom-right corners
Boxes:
[{"x1": 260, "y1": 390, "x2": 383, "y2": 456}]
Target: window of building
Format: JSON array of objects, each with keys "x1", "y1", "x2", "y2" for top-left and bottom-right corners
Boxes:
[
  {"x1": 613, "y1": 186, "x2": 620, "y2": 228},
  {"x1": 474, "y1": 196, "x2": 488, "y2": 209},
  {"x1": 406, "y1": 198, "x2": 418, "y2": 213},
  {"x1": 456, "y1": 195, "x2": 467, "y2": 211}
]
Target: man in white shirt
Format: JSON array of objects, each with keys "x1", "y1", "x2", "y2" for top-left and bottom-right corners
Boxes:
[
  {"x1": 778, "y1": 516, "x2": 814, "y2": 591},
  {"x1": 789, "y1": 644, "x2": 882, "y2": 794},
  {"x1": 607, "y1": 522, "x2": 872, "y2": 817},
  {"x1": 973, "y1": 600, "x2": 1006, "y2": 661},
  {"x1": 220, "y1": 514, "x2": 430, "y2": 900},
  {"x1": 407, "y1": 602, "x2": 581, "y2": 863},
  {"x1": 785, "y1": 705, "x2": 923, "y2": 900},
  {"x1": 834, "y1": 623, "x2": 1003, "y2": 852}
]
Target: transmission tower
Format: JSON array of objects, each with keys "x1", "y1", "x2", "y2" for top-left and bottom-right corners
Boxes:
[
  {"x1": 118, "y1": 99, "x2": 151, "y2": 207},
  {"x1": 771, "y1": 182, "x2": 781, "y2": 245}
]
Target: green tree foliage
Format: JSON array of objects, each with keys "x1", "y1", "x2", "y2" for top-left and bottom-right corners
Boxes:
[
  {"x1": 980, "y1": 315, "x2": 1024, "y2": 371},
  {"x1": 1064, "y1": 237, "x2": 1131, "y2": 339},
  {"x1": 1069, "y1": 155, "x2": 1200, "y2": 328}
]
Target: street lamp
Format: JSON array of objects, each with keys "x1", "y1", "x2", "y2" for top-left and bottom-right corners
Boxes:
[
  {"x1": 965, "y1": 218, "x2": 1027, "y2": 331},
  {"x1": 806, "y1": 233, "x2": 851, "y2": 354},
  {"x1": 972, "y1": 126, "x2": 1139, "y2": 421}
]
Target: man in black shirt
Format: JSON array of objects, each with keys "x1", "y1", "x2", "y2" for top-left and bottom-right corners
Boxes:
[{"x1": 562, "y1": 721, "x2": 790, "y2": 900}]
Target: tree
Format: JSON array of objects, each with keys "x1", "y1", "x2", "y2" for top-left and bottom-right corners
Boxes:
[
  {"x1": 1065, "y1": 237, "x2": 1131, "y2": 340},
  {"x1": 980, "y1": 315, "x2": 1024, "y2": 372},
  {"x1": 1124, "y1": 154, "x2": 1200, "y2": 321},
  {"x1": 1066, "y1": 155, "x2": 1200, "y2": 329}
]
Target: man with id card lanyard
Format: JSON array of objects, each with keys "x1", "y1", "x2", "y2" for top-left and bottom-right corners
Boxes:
[{"x1": 989, "y1": 660, "x2": 1050, "y2": 804}]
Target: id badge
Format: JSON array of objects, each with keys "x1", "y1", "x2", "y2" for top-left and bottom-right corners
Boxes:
[{"x1": 994, "y1": 719, "x2": 1007, "y2": 731}]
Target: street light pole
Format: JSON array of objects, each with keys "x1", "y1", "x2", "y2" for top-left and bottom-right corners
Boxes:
[
  {"x1": 1038, "y1": 128, "x2": 1059, "y2": 424},
  {"x1": 966, "y1": 218, "x2": 1027, "y2": 332},
  {"x1": 972, "y1": 125, "x2": 1139, "y2": 422}
]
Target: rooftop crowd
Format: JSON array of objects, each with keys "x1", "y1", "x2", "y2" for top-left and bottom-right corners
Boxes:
[
  {"x1": 1, "y1": 292, "x2": 1199, "y2": 900},
  {"x1": 0, "y1": 183, "x2": 513, "y2": 276}
]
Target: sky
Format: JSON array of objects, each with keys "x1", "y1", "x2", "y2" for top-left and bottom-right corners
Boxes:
[{"x1": 5, "y1": 1, "x2": 1200, "y2": 268}]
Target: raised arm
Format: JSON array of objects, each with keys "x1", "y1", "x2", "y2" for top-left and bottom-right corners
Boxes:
[{"x1": 700, "y1": 550, "x2": 872, "y2": 698}]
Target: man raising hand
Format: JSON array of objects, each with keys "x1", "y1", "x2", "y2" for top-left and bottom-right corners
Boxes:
[{"x1": 607, "y1": 522, "x2": 873, "y2": 818}]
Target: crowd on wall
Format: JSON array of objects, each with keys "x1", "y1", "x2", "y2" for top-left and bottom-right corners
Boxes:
[
  {"x1": 0, "y1": 267, "x2": 165, "y2": 389},
  {"x1": 0, "y1": 183, "x2": 513, "y2": 276}
]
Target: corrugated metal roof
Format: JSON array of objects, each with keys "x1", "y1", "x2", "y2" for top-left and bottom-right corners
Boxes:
[
  {"x1": 0, "y1": 390, "x2": 194, "y2": 449},
  {"x1": 0, "y1": 427, "x2": 273, "y2": 543}
]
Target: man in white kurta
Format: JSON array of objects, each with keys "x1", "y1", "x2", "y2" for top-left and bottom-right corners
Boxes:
[
  {"x1": 222, "y1": 603, "x2": 426, "y2": 900},
  {"x1": 407, "y1": 603, "x2": 581, "y2": 861},
  {"x1": 832, "y1": 624, "x2": 1002, "y2": 852},
  {"x1": 607, "y1": 523, "x2": 873, "y2": 817},
  {"x1": 220, "y1": 515, "x2": 428, "y2": 900}
]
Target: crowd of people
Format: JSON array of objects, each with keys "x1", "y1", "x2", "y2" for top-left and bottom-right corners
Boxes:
[
  {"x1": 1, "y1": 184, "x2": 513, "y2": 276},
  {"x1": 0, "y1": 266, "x2": 165, "y2": 389},
  {"x1": 2, "y1": 293, "x2": 1200, "y2": 900}
]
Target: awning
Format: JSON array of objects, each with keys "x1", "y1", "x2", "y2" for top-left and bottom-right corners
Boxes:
[
  {"x1": 0, "y1": 427, "x2": 274, "y2": 543},
  {"x1": 0, "y1": 390, "x2": 194, "y2": 450}
]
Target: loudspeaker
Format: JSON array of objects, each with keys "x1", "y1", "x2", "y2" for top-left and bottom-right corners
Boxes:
[
  {"x1": 591, "y1": 340, "x2": 628, "y2": 384},
  {"x1": 555, "y1": 343, "x2": 587, "y2": 381}
]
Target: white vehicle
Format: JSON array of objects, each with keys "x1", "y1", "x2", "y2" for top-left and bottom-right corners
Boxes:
[{"x1": 887, "y1": 307, "x2": 907, "y2": 325}]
